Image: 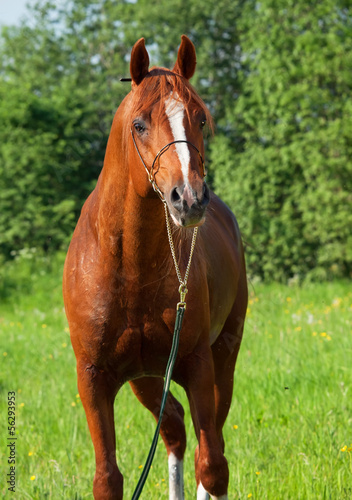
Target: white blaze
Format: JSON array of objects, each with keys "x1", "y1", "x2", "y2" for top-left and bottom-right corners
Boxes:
[{"x1": 165, "y1": 94, "x2": 190, "y2": 185}]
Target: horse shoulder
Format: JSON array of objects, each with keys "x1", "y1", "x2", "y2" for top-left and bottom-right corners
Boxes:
[
  {"x1": 63, "y1": 185, "x2": 116, "y2": 324},
  {"x1": 199, "y1": 192, "x2": 246, "y2": 341},
  {"x1": 205, "y1": 191, "x2": 244, "y2": 266}
]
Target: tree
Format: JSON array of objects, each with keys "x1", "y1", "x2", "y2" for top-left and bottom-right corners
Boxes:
[
  {"x1": 211, "y1": 0, "x2": 352, "y2": 281},
  {"x1": 2, "y1": 0, "x2": 351, "y2": 281},
  {"x1": 0, "y1": 1, "x2": 129, "y2": 256},
  {"x1": 0, "y1": 0, "x2": 243, "y2": 258}
]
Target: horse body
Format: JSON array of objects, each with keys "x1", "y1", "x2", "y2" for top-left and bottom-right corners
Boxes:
[{"x1": 63, "y1": 35, "x2": 247, "y2": 500}]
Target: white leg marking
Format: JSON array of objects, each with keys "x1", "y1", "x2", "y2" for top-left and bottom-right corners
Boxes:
[
  {"x1": 165, "y1": 94, "x2": 190, "y2": 185},
  {"x1": 168, "y1": 453, "x2": 184, "y2": 500},
  {"x1": 197, "y1": 481, "x2": 228, "y2": 500},
  {"x1": 197, "y1": 482, "x2": 210, "y2": 500}
]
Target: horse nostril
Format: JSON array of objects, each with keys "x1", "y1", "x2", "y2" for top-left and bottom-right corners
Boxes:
[{"x1": 171, "y1": 187, "x2": 181, "y2": 206}]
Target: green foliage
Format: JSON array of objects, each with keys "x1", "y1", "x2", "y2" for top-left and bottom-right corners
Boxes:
[
  {"x1": 0, "y1": 0, "x2": 243, "y2": 259},
  {"x1": 211, "y1": 0, "x2": 352, "y2": 281},
  {"x1": 0, "y1": 248, "x2": 65, "y2": 301},
  {"x1": 0, "y1": 2, "x2": 130, "y2": 257},
  {"x1": 1, "y1": 0, "x2": 351, "y2": 280}
]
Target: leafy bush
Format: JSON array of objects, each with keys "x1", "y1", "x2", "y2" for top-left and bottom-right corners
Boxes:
[
  {"x1": 1, "y1": 0, "x2": 351, "y2": 281},
  {"x1": 0, "y1": 10, "x2": 129, "y2": 257},
  {"x1": 0, "y1": 248, "x2": 66, "y2": 301},
  {"x1": 211, "y1": 0, "x2": 352, "y2": 281},
  {"x1": 0, "y1": 0, "x2": 242, "y2": 259}
]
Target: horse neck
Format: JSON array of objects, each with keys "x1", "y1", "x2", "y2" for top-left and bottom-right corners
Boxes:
[
  {"x1": 121, "y1": 184, "x2": 170, "y2": 278},
  {"x1": 96, "y1": 118, "x2": 170, "y2": 279}
]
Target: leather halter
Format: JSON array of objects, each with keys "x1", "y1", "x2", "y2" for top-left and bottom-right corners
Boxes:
[{"x1": 130, "y1": 128, "x2": 206, "y2": 202}]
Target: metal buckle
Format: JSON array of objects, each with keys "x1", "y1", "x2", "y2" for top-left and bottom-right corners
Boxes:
[{"x1": 177, "y1": 284, "x2": 188, "y2": 310}]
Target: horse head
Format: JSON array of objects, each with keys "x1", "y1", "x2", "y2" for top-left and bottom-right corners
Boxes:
[{"x1": 127, "y1": 35, "x2": 213, "y2": 228}]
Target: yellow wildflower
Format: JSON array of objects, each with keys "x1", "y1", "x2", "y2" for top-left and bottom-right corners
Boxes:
[{"x1": 332, "y1": 298, "x2": 342, "y2": 308}]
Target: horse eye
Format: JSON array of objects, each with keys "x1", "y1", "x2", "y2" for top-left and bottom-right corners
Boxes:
[
  {"x1": 200, "y1": 120, "x2": 206, "y2": 129},
  {"x1": 133, "y1": 122, "x2": 145, "y2": 133}
]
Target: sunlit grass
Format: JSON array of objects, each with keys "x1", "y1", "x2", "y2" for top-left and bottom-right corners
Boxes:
[{"x1": 1, "y1": 254, "x2": 351, "y2": 498}]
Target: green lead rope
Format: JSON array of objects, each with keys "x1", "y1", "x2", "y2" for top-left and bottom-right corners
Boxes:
[{"x1": 131, "y1": 305, "x2": 186, "y2": 500}]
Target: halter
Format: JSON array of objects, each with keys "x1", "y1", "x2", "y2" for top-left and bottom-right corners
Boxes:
[{"x1": 130, "y1": 128, "x2": 206, "y2": 202}]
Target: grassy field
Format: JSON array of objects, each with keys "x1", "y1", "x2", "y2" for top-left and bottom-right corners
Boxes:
[{"x1": 1, "y1": 252, "x2": 351, "y2": 499}]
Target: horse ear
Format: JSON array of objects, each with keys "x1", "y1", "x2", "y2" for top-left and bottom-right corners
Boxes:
[
  {"x1": 130, "y1": 38, "x2": 150, "y2": 86},
  {"x1": 173, "y1": 35, "x2": 196, "y2": 80}
]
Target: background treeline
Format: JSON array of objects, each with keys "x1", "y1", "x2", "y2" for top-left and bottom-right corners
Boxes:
[{"x1": 0, "y1": 0, "x2": 351, "y2": 282}]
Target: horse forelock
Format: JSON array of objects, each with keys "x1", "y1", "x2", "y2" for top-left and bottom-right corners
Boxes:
[{"x1": 129, "y1": 67, "x2": 213, "y2": 132}]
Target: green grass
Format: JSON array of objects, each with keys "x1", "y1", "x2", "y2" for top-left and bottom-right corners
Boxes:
[{"x1": 1, "y1": 253, "x2": 351, "y2": 499}]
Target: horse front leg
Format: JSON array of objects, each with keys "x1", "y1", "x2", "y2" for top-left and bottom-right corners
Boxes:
[
  {"x1": 77, "y1": 359, "x2": 123, "y2": 500},
  {"x1": 129, "y1": 376, "x2": 186, "y2": 500},
  {"x1": 182, "y1": 346, "x2": 229, "y2": 500}
]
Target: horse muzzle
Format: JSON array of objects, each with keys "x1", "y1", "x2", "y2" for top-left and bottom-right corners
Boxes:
[{"x1": 167, "y1": 182, "x2": 210, "y2": 227}]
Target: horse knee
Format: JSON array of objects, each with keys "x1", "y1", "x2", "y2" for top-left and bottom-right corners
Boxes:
[
  {"x1": 93, "y1": 466, "x2": 123, "y2": 500},
  {"x1": 161, "y1": 405, "x2": 187, "y2": 458},
  {"x1": 195, "y1": 445, "x2": 229, "y2": 498}
]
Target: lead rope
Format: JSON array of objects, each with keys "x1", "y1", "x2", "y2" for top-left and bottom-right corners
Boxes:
[
  {"x1": 163, "y1": 202, "x2": 199, "y2": 309},
  {"x1": 131, "y1": 201, "x2": 198, "y2": 500}
]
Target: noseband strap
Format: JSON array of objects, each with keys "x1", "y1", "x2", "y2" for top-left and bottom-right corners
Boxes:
[{"x1": 130, "y1": 128, "x2": 206, "y2": 202}]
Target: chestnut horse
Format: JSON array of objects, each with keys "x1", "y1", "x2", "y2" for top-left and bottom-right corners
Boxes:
[{"x1": 63, "y1": 35, "x2": 247, "y2": 500}]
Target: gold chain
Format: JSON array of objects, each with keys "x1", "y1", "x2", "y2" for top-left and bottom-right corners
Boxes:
[{"x1": 163, "y1": 202, "x2": 198, "y2": 310}]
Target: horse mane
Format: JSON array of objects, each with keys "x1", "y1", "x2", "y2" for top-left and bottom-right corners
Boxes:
[{"x1": 130, "y1": 67, "x2": 214, "y2": 133}]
